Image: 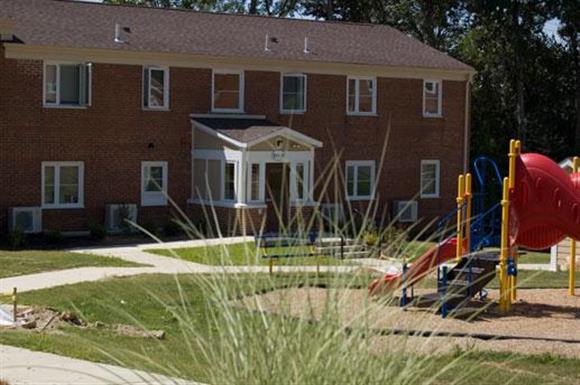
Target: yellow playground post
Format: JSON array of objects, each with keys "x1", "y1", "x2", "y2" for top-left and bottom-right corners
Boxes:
[
  {"x1": 499, "y1": 177, "x2": 511, "y2": 312},
  {"x1": 570, "y1": 156, "x2": 579, "y2": 296},
  {"x1": 456, "y1": 174, "x2": 465, "y2": 262},
  {"x1": 464, "y1": 173, "x2": 472, "y2": 253}
]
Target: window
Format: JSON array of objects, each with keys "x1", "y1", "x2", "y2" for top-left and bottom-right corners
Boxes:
[
  {"x1": 281, "y1": 74, "x2": 306, "y2": 113},
  {"x1": 223, "y1": 162, "x2": 237, "y2": 201},
  {"x1": 347, "y1": 77, "x2": 376, "y2": 115},
  {"x1": 292, "y1": 162, "x2": 310, "y2": 201},
  {"x1": 143, "y1": 67, "x2": 169, "y2": 109},
  {"x1": 42, "y1": 162, "x2": 84, "y2": 209},
  {"x1": 420, "y1": 160, "x2": 440, "y2": 198},
  {"x1": 44, "y1": 62, "x2": 91, "y2": 107},
  {"x1": 249, "y1": 163, "x2": 262, "y2": 202},
  {"x1": 423, "y1": 80, "x2": 442, "y2": 117},
  {"x1": 345, "y1": 161, "x2": 375, "y2": 200},
  {"x1": 141, "y1": 161, "x2": 168, "y2": 206},
  {"x1": 213, "y1": 70, "x2": 244, "y2": 112}
]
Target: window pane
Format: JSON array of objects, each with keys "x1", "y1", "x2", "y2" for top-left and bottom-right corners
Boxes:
[
  {"x1": 60, "y1": 65, "x2": 80, "y2": 105},
  {"x1": 251, "y1": 164, "x2": 260, "y2": 201},
  {"x1": 357, "y1": 166, "x2": 372, "y2": 196},
  {"x1": 346, "y1": 165, "x2": 355, "y2": 196},
  {"x1": 283, "y1": 76, "x2": 301, "y2": 94},
  {"x1": 224, "y1": 163, "x2": 235, "y2": 200},
  {"x1": 422, "y1": 164, "x2": 437, "y2": 195},
  {"x1": 359, "y1": 80, "x2": 374, "y2": 112},
  {"x1": 348, "y1": 79, "x2": 356, "y2": 112},
  {"x1": 424, "y1": 82, "x2": 440, "y2": 115},
  {"x1": 214, "y1": 73, "x2": 240, "y2": 110},
  {"x1": 149, "y1": 69, "x2": 165, "y2": 107},
  {"x1": 145, "y1": 166, "x2": 164, "y2": 192},
  {"x1": 282, "y1": 76, "x2": 305, "y2": 111},
  {"x1": 358, "y1": 95, "x2": 373, "y2": 113},
  {"x1": 44, "y1": 166, "x2": 55, "y2": 204},
  {"x1": 59, "y1": 166, "x2": 79, "y2": 204},
  {"x1": 45, "y1": 65, "x2": 57, "y2": 104}
]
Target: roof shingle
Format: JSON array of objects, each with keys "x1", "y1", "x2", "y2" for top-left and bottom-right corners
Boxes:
[{"x1": 0, "y1": 0, "x2": 473, "y2": 72}]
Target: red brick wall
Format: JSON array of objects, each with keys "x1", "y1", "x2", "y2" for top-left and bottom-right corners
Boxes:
[{"x1": 0, "y1": 45, "x2": 467, "y2": 234}]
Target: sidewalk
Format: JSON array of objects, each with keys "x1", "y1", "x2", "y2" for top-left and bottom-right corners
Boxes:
[
  {"x1": 0, "y1": 344, "x2": 198, "y2": 385},
  {"x1": 1, "y1": 237, "x2": 359, "y2": 293}
]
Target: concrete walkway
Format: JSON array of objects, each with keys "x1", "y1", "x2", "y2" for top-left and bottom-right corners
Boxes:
[
  {"x1": 0, "y1": 237, "x2": 357, "y2": 294},
  {"x1": 0, "y1": 344, "x2": 198, "y2": 385}
]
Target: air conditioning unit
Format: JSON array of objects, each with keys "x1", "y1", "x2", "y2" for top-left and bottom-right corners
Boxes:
[
  {"x1": 105, "y1": 204, "x2": 138, "y2": 234},
  {"x1": 8, "y1": 207, "x2": 42, "y2": 234},
  {"x1": 393, "y1": 200, "x2": 418, "y2": 223}
]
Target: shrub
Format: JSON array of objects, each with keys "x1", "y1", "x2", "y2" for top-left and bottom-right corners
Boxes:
[
  {"x1": 162, "y1": 220, "x2": 183, "y2": 237},
  {"x1": 7, "y1": 228, "x2": 26, "y2": 250},
  {"x1": 46, "y1": 230, "x2": 64, "y2": 245},
  {"x1": 88, "y1": 221, "x2": 107, "y2": 240}
]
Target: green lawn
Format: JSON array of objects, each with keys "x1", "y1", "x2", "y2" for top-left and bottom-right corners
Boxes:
[
  {"x1": 0, "y1": 273, "x2": 578, "y2": 384},
  {"x1": 0, "y1": 250, "x2": 144, "y2": 279},
  {"x1": 518, "y1": 250, "x2": 551, "y2": 264},
  {"x1": 147, "y1": 241, "x2": 347, "y2": 266}
]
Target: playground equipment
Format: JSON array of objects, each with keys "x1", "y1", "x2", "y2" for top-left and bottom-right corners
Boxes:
[{"x1": 369, "y1": 140, "x2": 580, "y2": 316}]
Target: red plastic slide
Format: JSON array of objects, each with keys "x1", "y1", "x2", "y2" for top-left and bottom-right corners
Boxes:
[
  {"x1": 368, "y1": 237, "x2": 458, "y2": 295},
  {"x1": 511, "y1": 154, "x2": 580, "y2": 250}
]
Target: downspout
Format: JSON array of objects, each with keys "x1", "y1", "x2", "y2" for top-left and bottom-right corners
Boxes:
[{"x1": 463, "y1": 74, "x2": 473, "y2": 173}]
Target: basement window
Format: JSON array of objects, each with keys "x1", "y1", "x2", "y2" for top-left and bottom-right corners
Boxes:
[{"x1": 44, "y1": 62, "x2": 91, "y2": 107}]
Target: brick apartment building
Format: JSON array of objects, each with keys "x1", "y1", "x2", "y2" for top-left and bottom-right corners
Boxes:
[{"x1": 0, "y1": 0, "x2": 474, "y2": 236}]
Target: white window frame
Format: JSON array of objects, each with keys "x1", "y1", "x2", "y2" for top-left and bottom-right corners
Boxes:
[
  {"x1": 423, "y1": 79, "x2": 443, "y2": 118},
  {"x1": 212, "y1": 69, "x2": 245, "y2": 113},
  {"x1": 345, "y1": 160, "x2": 376, "y2": 201},
  {"x1": 280, "y1": 73, "x2": 307, "y2": 114},
  {"x1": 420, "y1": 159, "x2": 441, "y2": 198},
  {"x1": 143, "y1": 66, "x2": 170, "y2": 110},
  {"x1": 222, "y1": 160, "x2": 238, "y2": 202},
  {"x1": 346, "y1": 76, "x2": 377, "y2": 116},
  {"x1": 43, "y1": 61, "x2": 92, "y2": 108},
  {"x1": 41, "y1": 161, "x2": 85, "y2": 209},
  {"x1": 141, "y1": 161, "x2": 168, "y2": 207}
]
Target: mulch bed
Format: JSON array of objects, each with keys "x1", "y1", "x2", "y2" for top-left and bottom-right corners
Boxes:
[{"x1": 240, "y1": 287, "x2": 580, "y2": 358}]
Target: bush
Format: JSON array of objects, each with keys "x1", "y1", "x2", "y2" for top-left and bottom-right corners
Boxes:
[
  {"x1": 46, "y1": 230, "x2": 64, "y2": 245},
  {"x1": 7, "y1": 228, "x2": 26, "y2": 250},
  {"x1": 162, "y1": 220, "x2": 183, "y2": 237},
  {"x1": 88, "y1": 221, "x2": 107, "y2": 240}
]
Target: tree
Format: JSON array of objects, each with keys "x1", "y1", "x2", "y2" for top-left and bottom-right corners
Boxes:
[{"x1": 105, "y1": 0, "x2": 299, "y2": 16}]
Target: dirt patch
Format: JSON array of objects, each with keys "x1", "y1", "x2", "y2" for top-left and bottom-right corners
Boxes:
[
  {"x1": 1, "y1": 306, "x2": 165, "y2": 340},
  {"x1": 239, "y1": 287, "x2": 580, "y2": 358}
]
